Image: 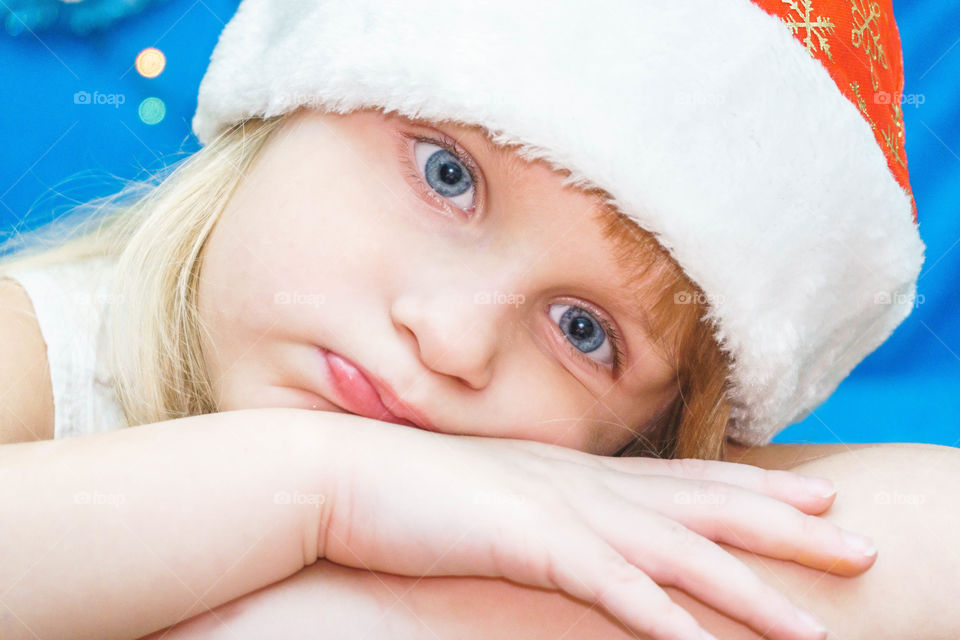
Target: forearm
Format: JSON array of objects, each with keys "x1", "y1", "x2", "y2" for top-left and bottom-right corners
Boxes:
[
  {"x1": 0, "y1": 407, "x2": 341, "y2": 640},
  {"x1": 138, "y1": 559, "x2": 419, "y2": 640},
  {"x1": 145, "y1": 443, "x2": 960, "y2": 640},
  {"x1": 712, "y1": 442, "x2": 960, "y2": 639}
]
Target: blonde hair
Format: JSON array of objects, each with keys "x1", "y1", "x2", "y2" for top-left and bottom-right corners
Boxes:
[
  {"x1": 0, "y1": 117, "x2": 285, "y2": 428},
  {"x1": 0, "y1": 113, "x2": 733, "y2": 460}
]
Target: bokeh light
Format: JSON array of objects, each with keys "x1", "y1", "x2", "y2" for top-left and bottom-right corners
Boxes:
[
  {"x1": 138, "y1": 97, "x2": 165, "y2": 125},
  {"x1": 135, "y1": 46, "x2": 165, "y2": 78}
]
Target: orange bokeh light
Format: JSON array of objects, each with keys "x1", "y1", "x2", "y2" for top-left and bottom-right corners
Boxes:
[{"x1": 135, "y1": 47, "x2": 166, "y2": 79}]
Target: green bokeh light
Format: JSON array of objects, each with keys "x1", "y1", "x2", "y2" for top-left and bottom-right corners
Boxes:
[{"x1": 138, "y1": 97, "x2": 166, "y2": 125}]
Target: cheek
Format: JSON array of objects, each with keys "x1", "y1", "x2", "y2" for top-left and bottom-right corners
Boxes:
[
  {"x1": 591, "y1": 400, "x2": 655, "y2": 453},
  {"x1": 198, "y1": 136, "x2": 409, "y2": 334},
  {"x1": 490, "y1": 342, "x2": 665, "y2": 454},
  {"x1": 272, "y1": 177, "x2": 408, "y2": 283},
  {"x1": 490, "y1": 357, "x2": 610, "y2": 450}
]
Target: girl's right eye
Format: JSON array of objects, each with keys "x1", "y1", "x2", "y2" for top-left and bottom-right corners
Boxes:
[{"x1": 399, "y1": 134, "x2": 480, "y2": 216}]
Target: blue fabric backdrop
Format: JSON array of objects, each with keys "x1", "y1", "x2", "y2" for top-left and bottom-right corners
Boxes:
[{"x1": 0, "y1": 1, "x2": 956, "y2": 446}]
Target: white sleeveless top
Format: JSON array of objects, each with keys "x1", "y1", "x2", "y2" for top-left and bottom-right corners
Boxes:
[{"x1": 2, "y1": 256, "x2": 127, "y2": 439}]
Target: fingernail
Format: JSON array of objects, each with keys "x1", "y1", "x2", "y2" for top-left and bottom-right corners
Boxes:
[
  {"x1": 795, "y1": 608, "x2": 828, "y2": 636},
  {"x1": 842, "y1": 530, "x2": 878, "y2": 556},
  {"x1": 805, "y1": 477, "x2": 836, "y2": 498},
  {"x1": 700, "y1": 629, "x2": 721, "y2": 640}
]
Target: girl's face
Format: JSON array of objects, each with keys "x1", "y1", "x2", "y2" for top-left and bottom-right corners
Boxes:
[{"x1": 197, "y1": 108, "x2": 677, "y2": 455}]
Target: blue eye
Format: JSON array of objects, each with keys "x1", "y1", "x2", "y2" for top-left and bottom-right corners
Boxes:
[
  {"x1": 548, "y1": 303, "x2": 616, "y2": 368},
  {"x1": 413, "y1": 140, "x2": 477, "y2": 211}
]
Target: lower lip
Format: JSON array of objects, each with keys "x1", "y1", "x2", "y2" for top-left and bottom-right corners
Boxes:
[{"x1": 319, "y1": 347, "x2": 422, "y2": 429}]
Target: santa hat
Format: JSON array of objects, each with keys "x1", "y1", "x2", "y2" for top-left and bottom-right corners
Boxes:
[{"x1": 192, "y1": 0, "x2": 925, "y2": 446}]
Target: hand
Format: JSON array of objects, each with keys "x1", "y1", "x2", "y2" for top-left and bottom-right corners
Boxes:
[{"x1": 318, "y1": 421, "x2": 876, "y2": 640}]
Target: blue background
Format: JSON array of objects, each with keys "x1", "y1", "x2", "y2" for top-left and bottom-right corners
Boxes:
[{"x1": 0, "y1": 1, "x2": 957, "y2": 446}]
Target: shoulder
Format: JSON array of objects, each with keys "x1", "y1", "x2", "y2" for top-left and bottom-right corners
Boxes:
[{"x1": 0, "y1": 276, "x2": 55, "y2": 443}]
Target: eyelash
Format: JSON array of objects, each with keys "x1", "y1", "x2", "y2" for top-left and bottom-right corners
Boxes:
[
  {"x1": 556, "y1": 300, "x2": 625, "y2": 376},
  {"x1": 395, "y1": 128, "x2": 626, "y2": 378},
  {"x1": 395, "y1": 129, "x2": 481, "y2": 218}
]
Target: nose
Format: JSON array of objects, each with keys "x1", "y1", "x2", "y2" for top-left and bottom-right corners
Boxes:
[{"x1": 390, "y1": 286, "x2": 512, "y2": 390}]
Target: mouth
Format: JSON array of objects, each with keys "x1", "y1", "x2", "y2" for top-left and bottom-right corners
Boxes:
[{"x1": 317, "y1": 346, "x2": 438, "y2": 433}]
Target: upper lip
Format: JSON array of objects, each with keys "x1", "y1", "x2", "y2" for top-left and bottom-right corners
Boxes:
[{"x1": 325, "y1": 349, "x2": 438, "y2": 433}]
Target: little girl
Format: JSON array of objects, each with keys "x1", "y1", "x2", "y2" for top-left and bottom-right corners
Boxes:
[{"x1": 1, "y1": 1, "x2": 953, "y2": 639}]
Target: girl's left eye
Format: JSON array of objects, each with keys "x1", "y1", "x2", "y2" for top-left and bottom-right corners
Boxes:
[
  {"x1": 548, "y1": 303, "x2": 623, "y2": 371},
  {"x1": 408, "y1": 138, "x2": 478, "y2": 213}
]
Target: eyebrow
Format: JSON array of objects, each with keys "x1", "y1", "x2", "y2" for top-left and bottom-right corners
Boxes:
[
  {"x1": 445, "y1": 122, "x2": 534, "y2": 189},
  {"x1": 446, "y1": 121, "x2": 501, "y2": 158},
  {"x1": 593, "y1": 205, "x2": 670, "y2": 350}
]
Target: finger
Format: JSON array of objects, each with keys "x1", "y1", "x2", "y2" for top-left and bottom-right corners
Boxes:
[
  {"x1": 601, "y1": 474, "x2": 877, "y2": 577},
  {"x1": 496, "y1": 440, "x2": 835, "y2": 514},
  {"x1": 594, "y1": 456, "x2": 837, "y2": 514},
  {"x1": 586, "y1": 498, "x2": 829, "y2": 640},
  {"x1": 541, "y1": 522, "x2": 718, "y2": 640}
]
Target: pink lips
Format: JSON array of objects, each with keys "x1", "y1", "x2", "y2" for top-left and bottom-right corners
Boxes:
[{"x1": 319, "y1": 347, "x2": 436, "y2": 432}]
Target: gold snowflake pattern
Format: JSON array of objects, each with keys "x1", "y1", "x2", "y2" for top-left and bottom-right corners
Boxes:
[
  {"x1": 851, "y1": 0, "x2": 889, "y2": 91},
  {"x1": 850, "y1": 81, "x2": 906, "y2": 169},
  {"x1": 780, "y1": 0, "x2": 836, "y2": 61}
]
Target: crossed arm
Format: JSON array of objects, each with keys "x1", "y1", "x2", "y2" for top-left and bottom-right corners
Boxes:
[{"x1": 142, "y1": 441, "x2": 960, "y2": 640}]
